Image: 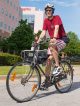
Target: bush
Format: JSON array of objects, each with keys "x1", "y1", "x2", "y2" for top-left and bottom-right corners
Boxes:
[{"x1": 0, "y1": 53, "x2": 22, "y2": 66}]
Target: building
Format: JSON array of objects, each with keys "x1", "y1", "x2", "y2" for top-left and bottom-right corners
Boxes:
[
  {"x1": 21, "y1": 7, "x2": 44, "y2": 34},
  {"x1": 0, "y1": 0, "x2": 22, "y2": 38}
]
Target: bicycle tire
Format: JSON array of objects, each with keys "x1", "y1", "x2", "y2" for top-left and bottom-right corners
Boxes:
[
  {"x1": 6, "y1": 61, "x2": 41, "y2": 102},
  {"x1": 55, "y1": 60, "x2": 73, "y2": 93}
]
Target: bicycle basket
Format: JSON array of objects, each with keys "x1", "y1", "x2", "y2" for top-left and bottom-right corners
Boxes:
[
  {"x1": 21, "y1": 49, "x2": 48, "y2": 64},
  {"x1": 36, "y1": 50, "x2": 48, "y2": 64},
  {"x1": 21, "y1": 50, "x2": 34, "y2": 62}
]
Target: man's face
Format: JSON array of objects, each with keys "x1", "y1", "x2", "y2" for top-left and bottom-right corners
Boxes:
[{"x1": 45, "y1": 7, "x2": 53, "y2": 17}]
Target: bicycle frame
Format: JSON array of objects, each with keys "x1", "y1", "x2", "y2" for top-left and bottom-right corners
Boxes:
[
  {"x1": 30, "y1": 51, "x2": 47, "y2": 77},
  {"x1": 36, "y1": 64, "x2": 46, "y2": 76}
]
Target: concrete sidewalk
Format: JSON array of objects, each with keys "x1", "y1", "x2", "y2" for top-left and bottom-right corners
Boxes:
[
  {"x1": 0, "y1": 75, "x2": 7, "y2": 80},
  {"x1": 0, "y1": 72, "x2": 80, "y2": 106}
]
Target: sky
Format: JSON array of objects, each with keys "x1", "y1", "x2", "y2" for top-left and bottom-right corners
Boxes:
[{"x1": 20, "y1": 0, "x2": 80, "y2": 39}]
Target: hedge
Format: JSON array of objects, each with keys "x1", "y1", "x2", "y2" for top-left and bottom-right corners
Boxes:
[{"x1": 0, "y1": 53, "x2": 22, "y2": 66}]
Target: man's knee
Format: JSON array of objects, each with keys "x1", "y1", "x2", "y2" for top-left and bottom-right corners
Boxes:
[{"x1": 49, "y1": 46, "x2": 57, "y2": 53}]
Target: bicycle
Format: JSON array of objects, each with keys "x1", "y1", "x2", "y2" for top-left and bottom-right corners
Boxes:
[{"x1": 6, "y1": 39, "x2": 73, "y2": 102}]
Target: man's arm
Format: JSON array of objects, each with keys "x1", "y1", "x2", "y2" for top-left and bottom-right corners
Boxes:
[
  {"x1": 53, "y1": 25, "x2": 59, "y2": 38},
  {"x1": 50, "y1": 25, "x2": 59, "y2": 43},
  {"x1": 37, "y1": 30, "x2": 46, "y2": 43},
  {"x1": 53, "y1": 15, "x2": 62, "y2": 38}
]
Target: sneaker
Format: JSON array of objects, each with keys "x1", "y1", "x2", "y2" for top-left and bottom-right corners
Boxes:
[
  {"x1": 53, "y1": 66, "x2": 62, "y2": 76},
  {"x1": 40, "y1": 82, "x2": 48, "y2": 90}
]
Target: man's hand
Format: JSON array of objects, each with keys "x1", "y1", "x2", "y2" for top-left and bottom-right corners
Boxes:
[
  {"x1": 37, "y1": 30, "x2": 46, "y2": 44},
  {"x1": 50, "y1": 38, "x2": 57, "y2": 43},
  {"x1": 49, "y1": 38, "x2": 57, "y2": 47}
]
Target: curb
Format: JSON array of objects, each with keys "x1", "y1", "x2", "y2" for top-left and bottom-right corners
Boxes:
[
  {"x1": 0, "y1": 75, "x2": 23, "y2": 80},
  {"x1": 0, "y1": 75, "x2": 7, "y2": 80}
]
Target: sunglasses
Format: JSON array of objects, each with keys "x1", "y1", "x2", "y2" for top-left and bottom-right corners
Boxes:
[{"x1": 46, "y1": 9, "x2": 52, "y2": 12}]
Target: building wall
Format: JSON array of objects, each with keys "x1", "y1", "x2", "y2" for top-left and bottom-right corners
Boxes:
[
  {"x1": 21, "y1": 7, "x2": 44, "y2": 34},
  {"x1": 0, "y1": 0, "x2": 22, "y2": 38}
]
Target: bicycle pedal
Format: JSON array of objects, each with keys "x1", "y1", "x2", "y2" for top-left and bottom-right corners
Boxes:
[{"x1": 39, "y1": 86, "x2": 49, "y2": 91}]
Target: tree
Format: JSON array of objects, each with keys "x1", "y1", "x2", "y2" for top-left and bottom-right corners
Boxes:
[
  {"x1": 34, "y1": 30, "x2": 49, "y2": 49},
  {"x1": 7, "y1": 19, "x2": 34, "y2": 54},
  {"x1": 63, "y1": 31, "x2": 80, "y2": 56},
  {"x1": 0, "y1": 38, "x2": 9, "y2": 52},
  {"x1": 34, "y1": 30, "x2": 42, "y2": 37}
]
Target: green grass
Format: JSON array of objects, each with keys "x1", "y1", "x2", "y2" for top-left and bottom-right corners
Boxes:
[
  {"x1": 0, "y1": 64, "x2": 80, "y2": 75},
  {"x1": 0, "y1": 66, "x2": 31, "y2": 75},
  {"x1": 0, "y1": 65, "x2": 45, "y2": 75},
  {"x1": 0, "y1": 66, "x2": 12, "y2": 75}
]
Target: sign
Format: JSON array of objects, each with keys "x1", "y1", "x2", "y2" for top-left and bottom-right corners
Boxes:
[{"x1": 21, "y1": 8, "x2": 31, "y2": 11}]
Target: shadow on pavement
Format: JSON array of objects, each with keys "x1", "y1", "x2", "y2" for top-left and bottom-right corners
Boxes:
[
  {"x1": 32, "y1": 89, "x2": 58, "y2": 101},
  {"x1": 70, "y1": 81, "x2": 80, "y2": 92},
  {"x1": 30, "y1": 81, "x2": 80, "y2": 101}
]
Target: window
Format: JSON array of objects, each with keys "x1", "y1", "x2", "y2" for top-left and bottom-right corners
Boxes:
[
  {"x1": 10, "y1": 1, "x2": 12, "y2": 6},
  {"x1": 19, "y1": 11, "x2": 22, "y2": 17},
  {"x1": 1, "y1": 8, "x2": 4, "y2": 14},
  {"x1": 9, "y1": 13, "x2": 11, "y2": 18},
  {"x1": 16, "y1": 18, "x2": 17, "y2": 21},
  {"x1": 0, "y1": 21, "x2": 3, "y2": 28},
  {"x1": 5, "y1": 10, "x2": 8, "y2": 16},
  {"x1": 23, "y1": 15, "x2": 26, "y2": 20},
  {"x1": 4, "y1": 24, "x2": 7, "y2": 29},
  {"x1": 6, "y1": 0, "x2": 9, "y2": 3},
  {"x1": 11, "y1": 28, "x2": 14, "y2": 31},
  {"x1": 12, "y1": 16, "x2": 14, "y2": 20},
  {"x1": 8, "y1": 26, "x2": 10, "y2": 31},
  {"x1": 17, "y1": 7, "x2": 18, "y2": 11},
  {"x1": 22, "y1": 15, "x2": 35, "y2": 30},
  {"x1": 14, "y1": 4, "x2": 15, "y2": 8},
  {"x1": 24, "y1": 15, "x2": 35, "y2": 23}
]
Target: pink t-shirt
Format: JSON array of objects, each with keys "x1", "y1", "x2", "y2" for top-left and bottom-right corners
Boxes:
[{"x1": 43, "y1": 15, "x2": 66, "y2": 39}]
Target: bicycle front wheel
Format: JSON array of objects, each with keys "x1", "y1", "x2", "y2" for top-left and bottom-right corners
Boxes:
[
  {"x1": 55, "y1": 60, "x2": 73, "y2": 93},
  {"x1": 6, "y1": 61, "x2": 41, "y2": 102}
]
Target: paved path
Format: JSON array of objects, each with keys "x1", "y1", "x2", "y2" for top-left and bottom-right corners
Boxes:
[{"x1": 0, "y1": 65, "x2": 80, "y2": 106}]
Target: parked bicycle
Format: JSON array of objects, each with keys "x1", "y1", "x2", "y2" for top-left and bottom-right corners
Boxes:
[{"x1": 6, "y1": 39, "x2": 73, "y2": 102}]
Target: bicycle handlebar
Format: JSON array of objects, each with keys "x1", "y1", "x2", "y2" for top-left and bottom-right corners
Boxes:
[
  {"x1": 39, "y1": 38, "x2": 50, "y2": 44},
  {"x1": 31, "y1": 38, "x2": 50, "y2": 51}
]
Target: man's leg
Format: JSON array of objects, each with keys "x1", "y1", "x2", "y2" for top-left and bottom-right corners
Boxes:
[
  {"x1": 44, "y1": 45, "x2": 60, "y2": 77},
  {"x1": 49, "y1": 39, "x2": 66, "y2": 67},
  {"x1": 49, "y1": 46, "x2": 59, "y2": 67},
  {"x1": 41, "y1": 55, "x2": 53, "y2": 89},
  {"x1": 45, "y1": 55, "x2": 53, "y2": 76},
  {"x1": 49, "y1": 45, "x2": 63, "y2": 77}
]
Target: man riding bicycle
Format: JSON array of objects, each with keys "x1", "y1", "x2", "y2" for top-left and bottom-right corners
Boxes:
[
  {"x1": 37, "y1": 3, "x2": 68, "y2": 89},
  {"x1": 6, "y1": 4, "x2": 72, "y2": 101}
]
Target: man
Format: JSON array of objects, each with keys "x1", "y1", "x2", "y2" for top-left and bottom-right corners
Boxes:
[{"x1": 37, "y1": 3, "x2": 67, "y2": 89}]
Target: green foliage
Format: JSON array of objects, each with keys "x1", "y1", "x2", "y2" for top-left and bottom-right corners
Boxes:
[
  {"x1": 63, "y1": 32, "x2": 80, "y2": 56},
  {"x1": 0, "y1": 19, "x2": 34, "y2": 54},
  {"x1": 34, "y1": 30, "x2": 49, "y2": 49},
  {"x1": 0, "y1": 53, "x2": 22, "y2": 66},
  {"x1": 34, "y1": 30, "x2": 42, "y2": 37},
  {"x1": 0, "y1": 39, "x2": 8, "y2": 52}
]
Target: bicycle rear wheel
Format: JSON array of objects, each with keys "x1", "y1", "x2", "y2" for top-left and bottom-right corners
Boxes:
[
  {"x1": 6, "y1": 61, "x2": 41, "y2": 102},
  {"x1": 55, "y1": 60, "x2": 73, "y2": 93}
]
